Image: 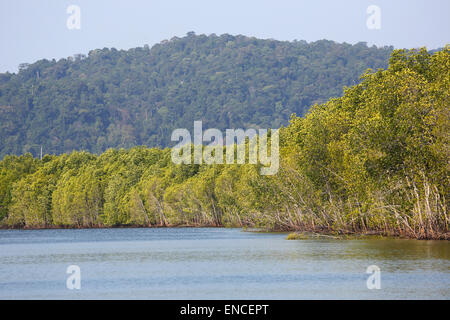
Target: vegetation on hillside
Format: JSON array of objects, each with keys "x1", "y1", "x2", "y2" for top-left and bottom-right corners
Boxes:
[
  {"x1": 0, "y1": 48, "x2": 448, "y2": 239},
  {"x1": 0, "y1": 33, "x2": 392, "y2": 158}
]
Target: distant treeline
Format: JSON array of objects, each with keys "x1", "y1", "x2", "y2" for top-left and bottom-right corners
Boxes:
[
  {"x1": 0, "y1": 48, "x2": 448, "y2": 239},
  {"x1": 0, "y1": 33, "x2": 392, "y2": 158}
]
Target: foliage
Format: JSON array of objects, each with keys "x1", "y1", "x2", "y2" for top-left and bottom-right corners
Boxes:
[
  {"x1": 0, "y1": 47, "x2": 448, "y2": 239},
  {"x1": 0, "y1": 33, "x2": 392, "y2": 158}
]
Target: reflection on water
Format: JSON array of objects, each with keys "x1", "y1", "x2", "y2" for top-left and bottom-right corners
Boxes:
[{"x1": 0, "y1": 228, "x2": 448, "y2": 299}]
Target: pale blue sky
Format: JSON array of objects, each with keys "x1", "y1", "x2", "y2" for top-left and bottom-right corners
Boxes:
[{"x1": 0, "y1": 0, "x2": 449, "y2": 73}]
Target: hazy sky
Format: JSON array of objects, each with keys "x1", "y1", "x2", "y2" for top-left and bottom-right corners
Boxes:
[{"x1": 0, "y1": 0, "x2": 449, "y2": 73}]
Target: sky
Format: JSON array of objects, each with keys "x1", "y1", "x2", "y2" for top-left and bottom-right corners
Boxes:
[{"x1": 0, "y1": 0, "x2": 449, "y2": 73}]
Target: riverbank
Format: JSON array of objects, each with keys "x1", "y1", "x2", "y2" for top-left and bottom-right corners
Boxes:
[
  {"x1": 285, "y1": 229, "x2": 450, "y2": 241},
  {"x1": 0, "y1": 223, "x2": 223, "y2": 230},
  {"x1": 1, "y1": 223, "x2": 449, "y2": 240},
  {"x1": 286, "y1": 231, "x2": 405, "y2": 240}
]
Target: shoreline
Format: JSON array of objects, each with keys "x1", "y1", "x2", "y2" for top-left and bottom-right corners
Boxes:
[
  {"x1": 0, "y1": 223, "x2": 224, "y2": 231},
  {"x1": 1, "y1": 224, "x2": 448, "y2": 240}
]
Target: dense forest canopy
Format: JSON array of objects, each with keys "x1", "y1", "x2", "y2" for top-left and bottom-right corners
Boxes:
[
  {"x1": 0, "y1": 33, "x2": 393, "y2": 158},
  {"x1": 0, "y1": 48, "x2": 448, "y2": 239}
]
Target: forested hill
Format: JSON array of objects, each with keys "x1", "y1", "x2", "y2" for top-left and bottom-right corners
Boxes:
[
  {"x1": 1, "y1": 48, "x2": 448, "y2": 238},
  {"x1": 0, "y1": 33, "x2": 393, "y2": 158}
]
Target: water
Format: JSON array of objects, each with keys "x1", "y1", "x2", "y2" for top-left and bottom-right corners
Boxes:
[{"x1": 0, "y1": 228, "x2": 448, "y2": 299}]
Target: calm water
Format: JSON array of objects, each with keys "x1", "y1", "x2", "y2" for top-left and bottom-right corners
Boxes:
[{"x1": 0, "y1": 228, "x2": 448, "y2": 299}]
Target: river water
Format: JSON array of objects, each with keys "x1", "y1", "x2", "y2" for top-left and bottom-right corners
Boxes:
[{"x1": 0, "y1": 228, "x2": 448, "y2": 299}]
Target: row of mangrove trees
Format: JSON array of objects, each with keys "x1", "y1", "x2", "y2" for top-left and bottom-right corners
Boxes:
[{"x1": 0, "y1": 48, "x2": 448, "y2": 239}]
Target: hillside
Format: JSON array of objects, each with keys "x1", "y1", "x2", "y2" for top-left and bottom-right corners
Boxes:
[
  {"x1": 1, "y1": 48, "x2": 448, "y2": 239},
  {"x1": 0, "y1": 33, "x2": 393, "y2": 158}
]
